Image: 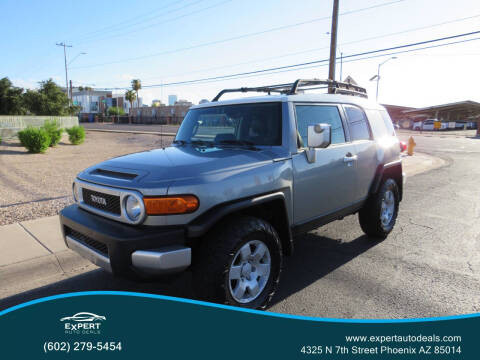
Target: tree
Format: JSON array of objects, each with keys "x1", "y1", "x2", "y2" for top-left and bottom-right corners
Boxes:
[
  {"x1": 125, "y1": 90, "x2": 136, "y2": 124},
  {"x1": 0, "y1": 77, "x2": 26, "y2": 115},
  {"x1": 125, "y1": 90, "x2": 136, "y2": 112},
  {"x1": 23, "y1": 79, "x2": 78, "y2": 115},
  {"x1": 107, "y1": 106, "x2": 125, "y2": 116},
  {"x1": 131, "y1": 79, "x2": 141, "y2": 108}
]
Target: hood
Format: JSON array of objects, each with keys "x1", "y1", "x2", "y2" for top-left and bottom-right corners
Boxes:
[{"x1": 78, "y1": 145, "x2": 279, "y2": 189}]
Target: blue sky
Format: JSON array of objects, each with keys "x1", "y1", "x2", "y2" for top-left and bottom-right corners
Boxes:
[{"x1": 1, "y1": 0, "x2": 479, "y2": 107}]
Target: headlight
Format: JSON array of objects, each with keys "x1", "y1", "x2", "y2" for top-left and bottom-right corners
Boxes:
[
  {"x1": 125, "y1": 195, "x2": 143, "y2": 221},
  {"x1": 72, "y1": 183, "x2": 80, "y2": 202}
]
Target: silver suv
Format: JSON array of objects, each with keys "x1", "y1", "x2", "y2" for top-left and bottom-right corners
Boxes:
[{"x1": 60, "y1": 79, "x2": 404, "y2": 309}]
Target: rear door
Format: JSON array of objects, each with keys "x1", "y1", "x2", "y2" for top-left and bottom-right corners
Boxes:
[
  {"x1": 292, "y1": 103, "x2": 358, "y2": 225},
  {"x1": 343, "y1": 105, "x2": 377, "y2": 203}
]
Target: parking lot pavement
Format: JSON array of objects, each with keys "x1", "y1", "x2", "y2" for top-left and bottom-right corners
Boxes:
[
  {"x1": 82, "y1": 122, "x2": 180, "y2": 135},
  {"x1": 398, "y1": 128, "x2": 478, "y2": 138},
  {"x1": 0, "y1": 148, "x2": 454, "y2": 313}
]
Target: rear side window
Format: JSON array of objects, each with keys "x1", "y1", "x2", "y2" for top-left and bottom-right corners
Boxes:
[
  {"x1": 380, "y1": 110, "x2": 396, "y2": 136},
  {"x1": 295, "y1": 105, "x2": 346, "y2": 147},
  {"x1": 344, "y1": 105, "x2": 371, "y2": 141}
]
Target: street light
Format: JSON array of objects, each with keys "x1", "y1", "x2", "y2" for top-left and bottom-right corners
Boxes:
[
  {"x1": 370, "y1": 56, "x2": 397, "y2": 102},
  {"x1": 67, "y1": 52, "x2": 87, "y2": 102},
  {"x1": 68, "y1": 52, "x2": 87, "y2": 66}
]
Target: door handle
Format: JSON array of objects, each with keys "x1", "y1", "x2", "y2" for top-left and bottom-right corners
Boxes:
[{"x1": 343, "y1": 154, "x2": 358, "y2": 163}]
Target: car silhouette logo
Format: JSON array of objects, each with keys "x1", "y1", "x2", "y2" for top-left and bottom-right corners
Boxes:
[{"x1": 60, "y1": 312, "x2": 106, "y2": 322}]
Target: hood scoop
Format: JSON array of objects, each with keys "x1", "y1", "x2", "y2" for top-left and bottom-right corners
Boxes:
[{"x1": 90, "y1": 168, "x2": 138, "y2": 180}]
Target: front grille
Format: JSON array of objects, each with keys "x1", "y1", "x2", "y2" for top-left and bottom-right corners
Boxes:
[
  {"x1": 82, "y1": 188, "x2": 121, "y2": 215},
  {"x1": 65, "y1": 227, "x2": 108, "y2": 255}
]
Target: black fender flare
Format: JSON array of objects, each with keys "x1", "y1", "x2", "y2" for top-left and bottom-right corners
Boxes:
[
  {"x1": 187, "y1": 191, "x2": 294, "y2": 255},
  {"x1": 369, "y1": 159, "x2": 403, "y2": 201}
]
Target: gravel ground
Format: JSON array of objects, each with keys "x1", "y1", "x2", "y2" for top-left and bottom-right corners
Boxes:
[{"x1": 0, "y1": 132, "x2": 174, "y2": 225}]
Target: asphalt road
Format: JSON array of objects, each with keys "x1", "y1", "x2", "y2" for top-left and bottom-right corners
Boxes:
[
  {"x1": 82, "y1": 122, "x2": 180, "y2": 135},
  {"x1": 1, "y1": 134, "x2": 479, "y2": 318}
]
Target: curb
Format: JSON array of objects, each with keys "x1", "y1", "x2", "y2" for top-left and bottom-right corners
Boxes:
[{"x1": 0, "y1": 250, "x2": 94, "y2": 299}]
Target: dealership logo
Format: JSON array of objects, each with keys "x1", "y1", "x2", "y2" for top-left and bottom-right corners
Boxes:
[
  {"x1": 90, "y1": 195, "x2": 107, "y2": 206},
  {"x1": 61, "y1": 312, "x2": 106, "y2": 335}
]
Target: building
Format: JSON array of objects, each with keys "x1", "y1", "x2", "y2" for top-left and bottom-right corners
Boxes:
[
  {"x1": 130, "y1": 102, "x2": 192, "y2": 124},
  {"x1": 382, "y1": 104, "x2": 417, "y2": 128},
  {"x1": 72, "y1": 89, "x2": 111, "y2": 114},
  {"x1": 111, "y1": 93, "x2": 142, "y2": 114},
  {"x1": 72, "y1": 88, "x2": 143, "y2": 118},
  {"x1": 403, "y1": 101, "x2": 480, "y2": 132},
  {"x1": 383, "y1": 101, "x2": 480, "y2": 131},
  {"x1": 175, "y1": 99, "x2": 193, "y2": 107},
  {"x1": 168, "y1": 95, "x2": 178, "y2": 106}
]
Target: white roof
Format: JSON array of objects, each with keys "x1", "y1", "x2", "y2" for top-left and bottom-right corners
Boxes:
[{"x1": 191, "y1": 93, "x2": 383, "y2": 110}]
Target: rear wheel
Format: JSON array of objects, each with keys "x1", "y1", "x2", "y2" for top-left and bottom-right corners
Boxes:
[
  {"x1": 193, "y1": 216, "x2": 282, "y2": 309},
  {"x1": 359, "y1": 178, "x2": 399, "y2": 239}
]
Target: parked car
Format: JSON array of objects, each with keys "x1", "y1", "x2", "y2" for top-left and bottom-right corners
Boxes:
[
  {"x1": 413, "y1": 119, "x2": 445, "y2": 131},
  {"x1": 60, "y1": 79, "x2": 404, "y2": 309}
]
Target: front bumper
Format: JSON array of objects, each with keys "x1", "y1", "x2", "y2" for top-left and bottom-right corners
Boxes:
[{"x1": 60, "y1": 204, "x2": 191, "y2": 277}]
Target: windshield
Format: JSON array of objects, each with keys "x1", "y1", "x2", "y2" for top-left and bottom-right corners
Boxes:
[{"x1": 175, "y1": 102, "x2": 282, "y2": 146}]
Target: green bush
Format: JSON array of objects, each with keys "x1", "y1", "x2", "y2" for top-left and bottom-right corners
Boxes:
[
  {"x1": 41, "y1": 120, "x2": 63, "y2": 147},
  {"x1": 17, "y1": 127, "x2": 51, "y2": 153},
  {"x1": 108, "y1": 106, "x2": 125, "y2": 116},
  {"x1": 66, "y1": 126, "x2": 85, "y2": 145}
]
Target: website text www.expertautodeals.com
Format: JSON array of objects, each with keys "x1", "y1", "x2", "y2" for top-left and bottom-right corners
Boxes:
[{"x1": 301, "y1": 334, "x2": 462, "y2": 355}]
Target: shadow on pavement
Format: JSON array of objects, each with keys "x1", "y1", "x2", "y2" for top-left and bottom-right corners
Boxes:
[{"x1": 0, "y1": 232, "x2": 379, "y2": 311}]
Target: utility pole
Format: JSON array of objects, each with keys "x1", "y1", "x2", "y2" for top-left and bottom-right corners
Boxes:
[
  {"x1": 339, "y1": 52, "x2": 343, "y2": 82},
  {"x1": 69, "y1": 80, "x2": 73, "y2": 102},
  {"x1": 56, "y1": 42, "x2": 72, "y2": 101},
  {"x1": 328, "y1": 0, "x2": 339, "y2": 93}
]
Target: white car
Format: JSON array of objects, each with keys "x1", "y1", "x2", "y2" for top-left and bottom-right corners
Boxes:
[{"x1": 413, "y1": 119, "x2": 444, "y2": 131}]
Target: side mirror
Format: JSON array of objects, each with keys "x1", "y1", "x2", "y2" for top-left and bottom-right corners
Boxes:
[{"x1": 306, "y1": 123, "x2": 331, "y2": 163}]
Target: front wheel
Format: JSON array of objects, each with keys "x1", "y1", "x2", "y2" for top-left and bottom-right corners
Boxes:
[
  {"x1": 359, "y1": 178, "x2": 399, "y2": 239},
  {"x1": 193, "y1": 216, "x2": 283, "y2": 309}
]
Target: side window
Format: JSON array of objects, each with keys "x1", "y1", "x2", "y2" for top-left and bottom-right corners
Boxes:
[
  {"x1": 344, "y1": 105, "x2": 371, "y2": 141},
  {"x1": 295, "y1": 105, "x2": 346, "y2": 147},
  {"x1": 365, "y1": 109, "x2": 389, "y2": 139},
  {"x1": 380, "y1": 110, "x2": 396, "y2": 136}
]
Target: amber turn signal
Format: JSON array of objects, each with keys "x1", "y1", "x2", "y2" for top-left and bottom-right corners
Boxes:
[{"x1": 143, "y1": 195, "x2": 199, "y2": 215}]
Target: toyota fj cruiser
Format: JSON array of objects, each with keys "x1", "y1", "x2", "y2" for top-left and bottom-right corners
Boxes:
[{"x1": 60, "y1": 79, "x2": 404, "y2": 309}]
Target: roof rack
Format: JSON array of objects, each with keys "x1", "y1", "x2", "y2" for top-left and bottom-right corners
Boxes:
[{"x1": 211, "y1": 78, "x2": 368, "y2": 101}]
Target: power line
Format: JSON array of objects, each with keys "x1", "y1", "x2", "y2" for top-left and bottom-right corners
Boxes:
[
  {"x1": 76, "y1": 0, "x2": 232, "y2": 45},
  {"x1": 140, "y1": 30, "x2": 480, "y2": 88},
  {"x1": 74, "y1": 0, "x2": 188, "y2": 40},
  {"x1": 75, "y1": 0, "x2": 208, "y2": 44},
  {"x1": 113, "y1": 12, "x2": 480, "y2": 85},
  {"x1": 70, "y1": 0, "x2": 405, "y2": 70},
  {"x1": 94, "y1": 30, "x2": 480, "y2": 90},
  {"x1": 219, "y1": 36, "x2": 480, "y2": 84}
]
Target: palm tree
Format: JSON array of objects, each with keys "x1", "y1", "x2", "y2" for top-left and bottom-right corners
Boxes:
[
  {"x1": 125, "y1": 90, "x2": 136, "y2": 124},
  {"x1": 131, "y1": 79, "x2": 141, "y2": 109}
]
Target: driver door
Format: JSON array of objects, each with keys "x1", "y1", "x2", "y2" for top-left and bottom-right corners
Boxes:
[{"x1": 292, "y1": 104, "x2": 358, "y2": 225}]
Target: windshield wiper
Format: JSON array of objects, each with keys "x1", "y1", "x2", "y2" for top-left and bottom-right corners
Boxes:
[{"x1": 217, "y1": 139, "x2": 258, "y2": 149}]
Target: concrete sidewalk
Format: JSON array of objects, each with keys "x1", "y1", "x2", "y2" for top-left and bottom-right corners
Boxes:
[{"x1": 0, "y1": 152, "x2": 446, "y2": 298}]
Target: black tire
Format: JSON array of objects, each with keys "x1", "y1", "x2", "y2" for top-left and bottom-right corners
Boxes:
[
  {"x1": 192, "y1": 216, "x2": 283, "y2": 310},
  {"x1": 359, "y1": 178, "x2": 399, "y2": 239}
]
